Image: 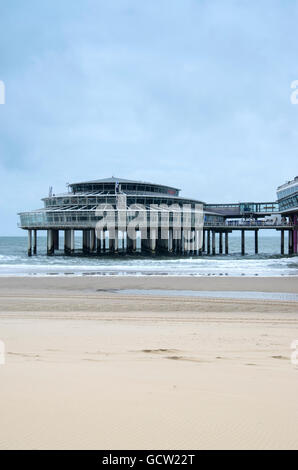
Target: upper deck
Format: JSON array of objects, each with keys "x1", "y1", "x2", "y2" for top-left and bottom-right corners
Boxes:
[
  {"x1": 206, "y1": 202, "x2": 279, "y2": 218},
  {"x1": 69, "y1": 177, "x2": 181, "y2": 197}
]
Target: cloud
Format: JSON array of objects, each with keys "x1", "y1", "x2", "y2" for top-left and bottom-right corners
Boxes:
[{"x1": 0, "y1": 0, "x2": 297, "y2": 234}]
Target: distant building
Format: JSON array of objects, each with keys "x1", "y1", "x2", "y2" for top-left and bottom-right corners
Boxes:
[{"x1": 277, "y1": 176, "x2": 298, "y2": 253}]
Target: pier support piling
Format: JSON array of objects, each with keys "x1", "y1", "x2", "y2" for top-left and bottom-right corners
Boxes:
[
  {"x1": 289, "y1": 229, "x2": 293, "y2": 255},
  {"x1": 219, "y1": 232, "x2": 223, "y2": 254},
  {"x1": 212, "y1": 230, "x2": 216, "y2": 255},
  {"x1": 103, "y1": 230, "x2": 108, "y2": 252},
  {"x1": 64, "y1": 229, "x2": 74, "y2": 254},
  {"x1": 83, "y1": 230, "x2": 90, "y2": 254},
  {"x1": 207, "y1": 230, "x2": 211, "y2": 255},
  {"x1": 53, "y1": 230, "x2": 59, "y2": 251},
  {"x1": 127, "y1": 232, "x2": 133, "y2": 253},
  {"x1": 64, "y1": 229, "x2": 69, "y2": 254},
  {"x1": 33, "y1": 229, "x2": 37, "y2": 255},
  {"x1": 27, "y1": 229, "x2": 32, "y2": 257},
  {"x1": 90, "y1": 229, "x2": 95, "y2": 252},
  {"x1": 47, "y1": 229, "x2": 54, "y2": 256},
  {"x1": 169, "y1": 228, "x2": 173, "y2": 253},
  {"x1": 241, "y1": 229, "x2": 245, "y2": 256},
  {"x1": 70, "y1": 229, "x2": 74, "y2": 253},
  {"x1": 225, "y1": 231, "x2": 229, "y2": 255},
  {"x1": 255, "y1": 230, "x2": 259, "y2": 255},
  {"x1": 150, "y1": 229, "x2": 157, "y2": 253},
  {"x1": 96, "y1": 231, "x2": 102, "y2": 253},
  {"x1": 114, "y1": 230, "x2": 119, "y2": 253},
  {"x1": 281, "y1": 230, "x2": 285, "y2": 255}
]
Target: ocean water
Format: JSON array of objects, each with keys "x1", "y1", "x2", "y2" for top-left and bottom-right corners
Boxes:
[
  {"x1": 0, "y1": 235, "x2": 297, "y2": 277},
  {"x1": 0, "y1": 233, "x2": 298, "y2": 276}
]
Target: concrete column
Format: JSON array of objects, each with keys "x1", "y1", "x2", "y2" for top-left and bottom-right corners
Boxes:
[
  {"x1": 150, "y1": 229, "x2": 157, "y2": 253},
  {"x1": 289, "y1": 230, "x2": 293, "y2": 255},
  {"x1": 255, "y1": 230, "x2": 259, "y2": 255},
  {"x1": 83, "y1": 230, "x2": 90, "y2": 254},
  {"x1": 114, "y1": 230, "x2": 119, "y2": 253},
  {"x1": 156, "y1": 227, "x2": 162, "y2": 254},
  {"x1": 90, "y1": 229, "x2": 95, "y2": 252},
  {"x1": 141, "y1": 230, "x2": 149, "y2": 253},
  {"x1": 132, "y1": 234, "x2": 137, "y2": 252},
  {"x1": 172, "y1": 233, "x2": 177, "y2": 253},
  {"x1": 175, "y1": 228, "x2": 182, "y2": 253},
  {"x1": 27, "y1": 229, "x2": 32, "y2": 257},
  {"x1": 212, "y1": 230, "x2": 216, "y2": 255},
  {"x1": 194, "y1": 230, "x2": 198, "y2": 255},
  {"x1": 164, "y1": 230, "x2": 169, "y2": 252},
  {"x1": 219, "y1": 232, "x2": 223, "y2": 254},
  {"x1": 225, "y1": 231, "x2": 229, "y2": 255},
  {"x1": 109, "y1": 232, "x2": 115, "y2": 253},
  {"x1": 181, "y1": 230, "x2": 185, "y2": 255},
  {"x1": 191, "y1": 230, "x2": 195, "y2": 255},
  {"x1": 241, "y1": 229, "x2": 245, "y2": 256},
  {"x1": 187, "y1": 230, "x2": 192, "y2": 255},
  {"x1": 64, "y1": 229, "x2": 74, "y2": 254},
  {"x1": 176, "y1": 230, "x2": 182, "y2": 254},
  {"x1": 172, "y1": 231, "x2": 176, "y2": 254},
  {"x1": 82, "y1": 230, "x2": 85, "y2": 253},
  {"x1": 185, "y1": 230, "x2": 190, "y2": 255},
  {"x1": 118, "y1": 230, "x2": 125, "y2": 253},
  {"x1": 169, "y1": 228, "x2": 173, "y2": 253},
  {"x1": 207, "y1": 230, "x2": 211, "y2": 255},
  {"x1": 127, "y1": 234, "x2": 133, "y2": 253},
  {"x1": 281, "y1": 230, "x2": 284, "y2": 255},
  {"x1": 96, "y1": 230, "x2": 102, "y2": 253},
  {"x1": 64, "y1": 230, "x2": 69, "y2": 254},
  {"x1": 64, "y1": 230, "x2": 68, "y2": 254},
  {"x1": 198, "y1": 230, "x2": 203, "y2": 256},
  {"x1": 33, "y1": 230, "x2": 37, "y2": 255},
  {"x1": 103, "y1": 230, "x2": 108, "y2": 253},
  {"x1": 47, "y1": 229, "x2": 54, "y2": 255},
  {"x1": 70, "y1": 229, "x2": 74, "y2": 253},
  {"x1": 53, "y1": 230, "x2": 59, "y2": 250}
]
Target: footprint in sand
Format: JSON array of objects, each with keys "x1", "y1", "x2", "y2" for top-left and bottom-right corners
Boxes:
[
  {"x1": 166, "y1": 355, "x2": 209, "y2": 363},
  {"x1": 8, "y1": 352, "x2": 40, "y2": 359},
  {"x1": 141, "y1": 348, "x2": 178, "y2": 354}
]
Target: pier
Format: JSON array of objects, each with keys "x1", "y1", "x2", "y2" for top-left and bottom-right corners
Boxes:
[
  {"x1": 25, "y1": 223, "x2": 296, "y2": 257},
  {"x1": 19, "y1": 177, "x2": 298, "y2": 256}
]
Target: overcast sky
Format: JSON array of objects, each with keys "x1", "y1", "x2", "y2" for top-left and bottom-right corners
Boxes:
[{"x1": 0, "y1": 0, "x2": 298, "y2": 235}]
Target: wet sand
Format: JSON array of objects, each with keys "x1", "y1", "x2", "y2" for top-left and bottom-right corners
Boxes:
[{"x1": 0, "y1": 276, "x2": 297, "y2": 449}]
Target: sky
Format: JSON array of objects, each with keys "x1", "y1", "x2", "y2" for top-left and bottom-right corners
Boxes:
[{"x1": 0, "y1": 0, "x2": 298, "y2": 235}]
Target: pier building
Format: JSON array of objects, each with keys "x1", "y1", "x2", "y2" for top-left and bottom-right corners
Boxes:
[
  {"x1": 18, "y1": 176, "x2": 298, "y2": 256},
  {"x1": 277, "y1": 176, "x2": 298, "y2": 254}
]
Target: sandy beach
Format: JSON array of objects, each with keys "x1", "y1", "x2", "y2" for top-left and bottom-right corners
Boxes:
[{"x1": 0, "y1": 276, "x2": 297, "y2": 450}]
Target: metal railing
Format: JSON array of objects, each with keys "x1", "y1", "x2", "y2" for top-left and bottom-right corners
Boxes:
[{"x1": 204, "y1": 220, "x2": 293, "y2": 227}]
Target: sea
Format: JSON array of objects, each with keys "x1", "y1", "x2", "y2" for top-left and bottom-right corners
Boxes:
[{"x1": 0, "y1": 234, "x2": 297, "y2": 277}]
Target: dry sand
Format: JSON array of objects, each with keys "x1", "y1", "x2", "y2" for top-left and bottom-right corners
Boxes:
[{"x1": 0, "y1": 276, "x2": 297, "y2": 449}]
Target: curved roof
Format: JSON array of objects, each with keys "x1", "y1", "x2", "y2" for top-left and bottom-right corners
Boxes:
[{"x1": 69, "y1": 176, "x2": 180, "y2": 191}]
